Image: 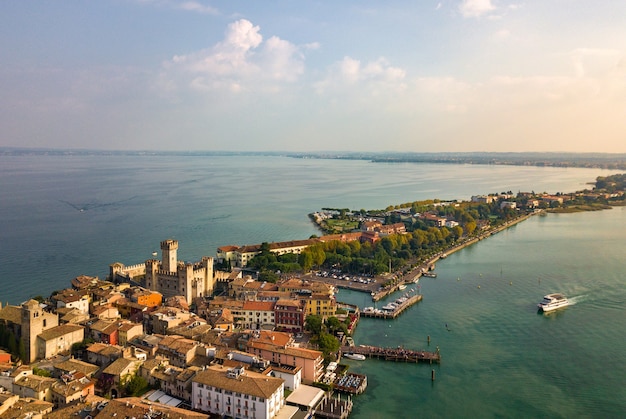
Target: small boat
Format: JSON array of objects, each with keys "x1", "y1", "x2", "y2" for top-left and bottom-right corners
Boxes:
[
  {"x1": 398, "y1": 284, "x2": 407, "y2": 290},
  {"x1": 381, "y1": 303, "x2": 396, "y2": 311},
  {"x1": 537, "y1": 293, "x2": 570, "y2": 312},
  {"x1": 422, "y1": 272, "x2": 437, "y2": 278},
  {"x1": 344, "y1": 353, "x2": 366, "y2": 361}
]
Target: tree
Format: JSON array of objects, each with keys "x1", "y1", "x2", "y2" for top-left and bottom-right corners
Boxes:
[
  {"x1": 464, "y1": 221, "x2": 477, "y2": 235},
  {"x1": 317, "y1": 332, "x2": 340, "y2": 355},
  {"x1": 298, "y1": 252, "x2": 314, "y2": 272},
  {"x1": 305, "y1": 315, "x2": 323, "y2": 335},
  {"x1": 33, "y1": 367, "x2": 51, "y2": 377},
  {"x1": 125, "y1": 375, "x2": 149, "y2": 397}
]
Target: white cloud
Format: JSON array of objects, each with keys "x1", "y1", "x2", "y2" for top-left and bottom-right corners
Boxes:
[
  {"x1": 459, "y1": 0, "x2": 496, "y2": 18},
  {"x1": 316, "y1": 56, "x2": 406, "y2": 94},
  {"x1": 160, "y1": 19, "x2": 307, "y2": 93}
]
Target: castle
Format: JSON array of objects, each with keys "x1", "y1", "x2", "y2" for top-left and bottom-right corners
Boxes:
[{"x1": 109, "y1": 239, "x2": 215, "y2": 303}]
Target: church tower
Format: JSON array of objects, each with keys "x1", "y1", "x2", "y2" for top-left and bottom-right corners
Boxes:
[
  {"x1": 161, "y1": 239, "x2": 179, "y2": 273},
  {"x1": 21, "y1": 300, "x2": 43, "y2": 363}
]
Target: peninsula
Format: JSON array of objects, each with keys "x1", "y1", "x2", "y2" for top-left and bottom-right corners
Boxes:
[{"x1": 0, "y1": 173, "x2": 623, "y2": 418}]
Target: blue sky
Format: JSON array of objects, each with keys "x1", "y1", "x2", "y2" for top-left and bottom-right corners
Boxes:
[{"x1": 1, "y1": 1, "x2": 625, "y2": 152}]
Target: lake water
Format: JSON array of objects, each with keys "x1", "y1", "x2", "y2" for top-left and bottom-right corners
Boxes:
[{"x1": 1, "y1": 155, "x2": 624, "y2": 417}]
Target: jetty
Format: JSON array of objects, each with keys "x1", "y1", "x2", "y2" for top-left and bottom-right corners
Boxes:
[
  {"x1": 333, "y1": 372, "x2": 367, "y2": 395},
  {"x1": 341, "y1": 345, "x2": 441, "y2": 364},
  {"x1": 361, "y1": 293, "x2": 422, "y2": 319},
  {"x1": 315, "y1": 394, "x2": 353, "y2": 419}
]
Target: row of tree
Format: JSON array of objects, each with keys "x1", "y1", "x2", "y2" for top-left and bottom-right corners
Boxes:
[{"x1": 248, "y1": 199, "x2": 519, "y2": 280}]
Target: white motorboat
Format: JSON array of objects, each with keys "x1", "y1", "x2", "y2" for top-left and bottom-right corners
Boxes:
[
  {"x1": 537, "y1": 293, "x2": 570, "y2": 312},
  {"x1": 344, "y1": 353, "x2": 366, "y2": 361}
]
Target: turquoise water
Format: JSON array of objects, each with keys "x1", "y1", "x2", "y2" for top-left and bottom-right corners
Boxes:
[
  {"x1": 340, "y1": 208, "x2": 626, "y2": 418},
  {"x1": 1, "y1": 155, "x2": 624, "y2": 417}
]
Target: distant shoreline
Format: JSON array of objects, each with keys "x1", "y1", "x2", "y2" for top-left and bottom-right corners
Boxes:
[{"x1": 2, "y1": 148, "x2": 626, "y2": 170}]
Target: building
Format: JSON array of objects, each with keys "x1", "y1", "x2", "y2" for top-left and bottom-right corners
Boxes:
[
  {"x1": 12, "y1": 374, "x2": 56, "y2": 401},
  {"x1": 274, "y1": 299, "x2": 305, "y2": 333},
  {"x1": 127, "y1": 287, "x2": 163, "y2": 308},
  {"x1": 96, "y1": 396, "x2": 208, "y2": 419},
  {"x1": 36, "y1": 324, "x2": 84, "y2": 360},
  {"x1": 192, "y1": 365, "x2": 285, "y2": 419},
  {"x1": 20, "y1": 299, "x2": 60, "y2": 363},
  {"x1": 233, "y1": 239, "x2": 318, "y2": 268},
  {"x1": 240, "y1": 301, "x2": 276, "y2": 330},
  {"x1": 246, "y1": 331, "x2": 324, "y2": 384},
  {"x1": 118, "y1": 321, "x2": 144, "y2": 346},
  {"x1": 49, "y1": 372, "x2": 95, "y2": 407},
  {"x1": 110, "y1": 239, "x2": 215, "y2": 303},
  {"x1": 86, "y1": 343, "x2": 127, "y2": 368},
  {"x1": 51, "y1": 289, "x2": 90, "y2": 315},
  {"x1": 99, "y1": 357, "x2": 143, "y2": 398},
  {"x1": 471, "y1": 195, "x2": 494, "y2": 204},
  {"x1": 156, "y1": 334, "x2": 211, "y2": 368}
]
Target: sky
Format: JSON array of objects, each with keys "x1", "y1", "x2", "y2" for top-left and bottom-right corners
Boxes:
[{"x1": 1, "y1": 1, "x2": 625, "y2": 153}]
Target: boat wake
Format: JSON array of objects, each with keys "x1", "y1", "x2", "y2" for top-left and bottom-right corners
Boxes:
[
  {"x1": 567, "y1": 294, "x2": 587, "y2": 305},
  {"x1": 59, "y1": 196, "x2": 138, "y2": 212}
]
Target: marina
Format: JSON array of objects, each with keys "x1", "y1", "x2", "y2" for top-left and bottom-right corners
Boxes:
[{"x1": 361, "y1": 293, "x2": 422, "y2": 319}]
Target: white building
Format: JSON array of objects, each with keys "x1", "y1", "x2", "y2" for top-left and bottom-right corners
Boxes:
[{"x1": 192, "y1": 366, "x2": 285, "y2": 419}]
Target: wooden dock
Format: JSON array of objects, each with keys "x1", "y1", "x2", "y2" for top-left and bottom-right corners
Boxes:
[
  {"x1": 361, "y1": 293, "x2": 422, "y2": 319},
  {"x1": 341, "y1": 345, "x2": 441, "y2": 364}
]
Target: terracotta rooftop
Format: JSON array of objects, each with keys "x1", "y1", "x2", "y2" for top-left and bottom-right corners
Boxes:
[
  {"x1": 37, "y1": 324, "x2": 83, "y2": 341},
  {"x1": 102, "y1": 357, "x2": 142, "y2": 376},
  {"x1": 242, "y1": 301, "x2": 275, "y2": 311},
  {"x1": 193, "y1": 365, "x2": 283, "y2": 398},
  {"x1": 53, "y1": 358, "x2": 99, "y2": 377},
  {"x1": 0, "y1": 305, "x2": 21, "y2": 324},
  {"x1": 98, "y1": 396, "x2": 208, "y2": 419}
]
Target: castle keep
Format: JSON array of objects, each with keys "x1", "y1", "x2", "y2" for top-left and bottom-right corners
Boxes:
[{"x1": 110, "y1": 240, "x2": 215, "y2": 303}]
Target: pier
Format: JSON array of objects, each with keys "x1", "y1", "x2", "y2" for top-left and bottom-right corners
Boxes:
[
  {"x1": 361, "y1": 293, "x2": 422, "y2": 319},
  {"x1": 333, "y1": 372, "x2": 367, "y2": 395},
  {"x1": 315, "y1": 394, "x2": 353, "y2": 419},
  {"x1": 341, "y1": 345, "x2": 441, "y2": 364}
]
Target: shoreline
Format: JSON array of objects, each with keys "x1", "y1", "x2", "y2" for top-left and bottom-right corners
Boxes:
[{"x1": 305, "y1": 211, "x2": 537, "y2": 302}]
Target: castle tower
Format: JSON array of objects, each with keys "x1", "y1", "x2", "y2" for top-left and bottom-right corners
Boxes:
[{"x1": 161, "y1": 239, "x2": 179, "y2": 273}]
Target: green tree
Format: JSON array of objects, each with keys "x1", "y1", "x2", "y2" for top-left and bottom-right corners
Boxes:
[
  {"x1": 33, "y1": 367, "x2": 52, "y2": 377},
  {"x1": 464, "y1": 220, "x2": 477, "y2": 235},
  {"x1": 299, "y1": 252, "x2": 314, "y2": 272},
  {"x1": 317, "y1": 332, "x2": 340, "y2": 355},
  {"x1": 125, "y1": 375, "x2": 149, "y2": 397},
  {"x1": 305, "y1": 315, "x2": 323, "y2": 335}
]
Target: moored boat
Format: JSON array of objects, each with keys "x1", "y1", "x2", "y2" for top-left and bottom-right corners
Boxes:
[{"x1": 344, "y1": 353, "x2": 366, "y2": 361}]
